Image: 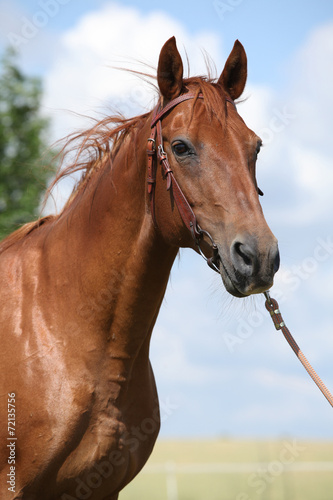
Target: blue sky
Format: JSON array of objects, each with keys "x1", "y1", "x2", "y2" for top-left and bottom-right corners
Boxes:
[{"x1": 1, "y1": 1, "x2": 333, "y2": 439}]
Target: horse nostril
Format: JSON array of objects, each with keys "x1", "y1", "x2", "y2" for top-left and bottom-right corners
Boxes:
[
  {"x1": 231, "y1": 240, "x2": 256, "y2": 277},
  {"x1": 235, "y1": 243, "x2": 252, "y2": 266}
]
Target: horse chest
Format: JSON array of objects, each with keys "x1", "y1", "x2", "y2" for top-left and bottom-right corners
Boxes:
[{"x1": 55, "y1": 360, "x2": 159, "y2": 498}]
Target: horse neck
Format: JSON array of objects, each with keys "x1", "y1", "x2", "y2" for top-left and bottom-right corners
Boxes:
[{"x1": 49, "y1": 117, "x2": 178, "y2": 350}]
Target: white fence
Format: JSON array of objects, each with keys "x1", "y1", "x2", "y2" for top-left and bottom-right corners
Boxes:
[{"x1": 141, "y1": 461, "x2": 333, "y2": 500}]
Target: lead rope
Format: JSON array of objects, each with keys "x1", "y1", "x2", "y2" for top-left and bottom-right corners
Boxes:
[{"x1": 263, "y1": 291, "x2": 333, "y2": 408}]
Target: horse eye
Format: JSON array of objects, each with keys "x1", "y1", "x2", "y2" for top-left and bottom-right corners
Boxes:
[
  {"x1": 258, "y1": 187, "x2": 264, "y2": 196},
  {"x1": 172, "y1": 142, "x2": 189, "y2": 156}
]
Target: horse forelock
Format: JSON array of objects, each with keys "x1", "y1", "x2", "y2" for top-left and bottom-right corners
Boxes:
[{"x1": 183, "y1": 76, "x2": 229, "y2": 129}]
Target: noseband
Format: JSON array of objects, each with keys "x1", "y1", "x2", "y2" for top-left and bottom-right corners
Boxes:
[{"x1": 147, "y1": 92, "x2": 234, "y2": 273}]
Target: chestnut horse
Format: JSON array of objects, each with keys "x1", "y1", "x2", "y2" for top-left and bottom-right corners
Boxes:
[{"x1": 0, "y1": 38, "x2": 279, "y2": 499}]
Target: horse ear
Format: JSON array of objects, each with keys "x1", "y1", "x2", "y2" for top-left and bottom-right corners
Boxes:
[
  {"x1": 157, "y1": 37, "x2": 184, "y2": 101},
  {"x1": 218, "y1": 40, "x2": 247, "y2": 100}
]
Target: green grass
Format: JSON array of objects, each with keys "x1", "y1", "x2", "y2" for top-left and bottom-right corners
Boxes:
[{"x1": 120, "y1": 439, "x2": 333, "y2": 500}]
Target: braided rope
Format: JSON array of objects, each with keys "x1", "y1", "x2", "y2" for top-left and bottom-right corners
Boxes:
[{"x1": 264, "y1": 292, "x2": 333, "y2": 408}]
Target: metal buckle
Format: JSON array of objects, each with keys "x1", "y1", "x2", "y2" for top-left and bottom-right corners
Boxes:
[
  {"x1": 147, "y1": 137, "x2": 156, "y2": 155},
  {"x1": 158, "y1": 144, "x2": 167, "y2": 161},
  {"x1": 264, "y1": 290, "x2": 272, "y2": 305}
]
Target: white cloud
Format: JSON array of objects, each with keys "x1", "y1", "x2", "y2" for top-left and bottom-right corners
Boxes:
[
  {"x1": 42, "y1": 2, "x2": 222, "y2": 143},
  {"x1": 268, "y1": 23, "x2": 333, "y2": 226},
  {"x1": 236, "y1": 22, "x2": 333, "y2": 232},
  {"x1": 0, "y1": 3, "x2": 25, "y2": 47},
  {"x1": 151, "y1": 324, "x2": 229, "y2": 386},
  {"x1": 0, "y1": 1, "x2": 67, "y2": 74},
  {"x1": 40, "y1": 2, "x2": 225, "y2": 215},
  {"x1": 290, "y1": 21, "x2": 333, "y2": 133},
  {"x1": 288, "y1": 145, "x2": 333, "y2": 223},
  {"x1": 252, "y1": 368, "x2": 314, "y2": 395}
]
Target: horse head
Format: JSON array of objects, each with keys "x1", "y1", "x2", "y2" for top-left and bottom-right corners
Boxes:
[{"x1": 152, "y1": 37, "x2": 280, "y2": 298}]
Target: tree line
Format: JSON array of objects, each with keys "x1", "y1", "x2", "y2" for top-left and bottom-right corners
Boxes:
[{"x1": 0, "y1": 48, "x2": 55, "y2": 240}]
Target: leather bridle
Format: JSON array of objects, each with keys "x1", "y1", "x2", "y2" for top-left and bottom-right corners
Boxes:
[
  {"x1": 146, "y1": 91, "x2": 333, "y2": 409},
  {"x1": 147, "y1": 91, "x2": 234, "y2": 273}
]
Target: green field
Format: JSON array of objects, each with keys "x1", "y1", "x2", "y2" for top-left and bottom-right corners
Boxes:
[{"x1": 120, "y1": 439, "x2": 333, "y2": 500}]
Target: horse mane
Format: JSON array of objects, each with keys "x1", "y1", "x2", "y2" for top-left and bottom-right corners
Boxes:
[{"x1": 0, "y1": 73, "x2": 228, "y2": 254}]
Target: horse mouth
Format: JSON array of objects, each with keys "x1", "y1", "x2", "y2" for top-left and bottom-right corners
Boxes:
[
  {"x1": 196, "y1": 230, "x2": 279, "y2": 298},
  {"x1": 217, "y1": 254, "x2": 274, "y2": 298},
  {"x1": 218, "y1": 258, "x2": 247, "y2": 297}
]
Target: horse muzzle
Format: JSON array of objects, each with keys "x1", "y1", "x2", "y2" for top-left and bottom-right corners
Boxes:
[{"x1": 217, "y1": 234, "x2": 280, "y2": 297}]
